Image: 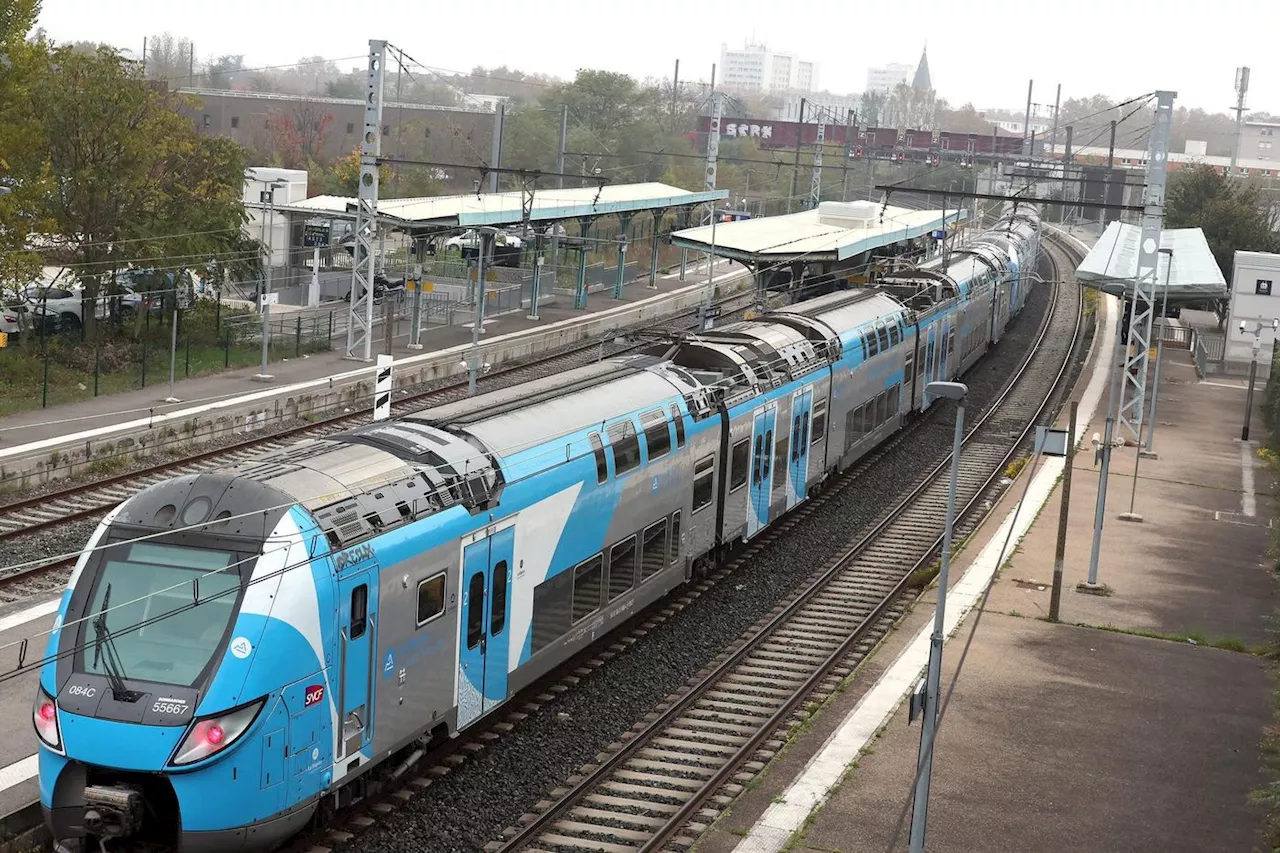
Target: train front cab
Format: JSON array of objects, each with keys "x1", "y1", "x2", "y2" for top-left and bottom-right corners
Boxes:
[{"x1": 37, "y1": 478, "x2": 346, "y2": 853}]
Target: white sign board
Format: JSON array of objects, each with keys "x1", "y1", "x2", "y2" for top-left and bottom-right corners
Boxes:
[{"x1": 373, "y1": 354, "x2": 394, "y2": 422}]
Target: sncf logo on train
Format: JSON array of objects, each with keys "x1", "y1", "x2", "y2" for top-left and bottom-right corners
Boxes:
[
  {"x1": 334, "y1": 543, "x2": 375, "y2": 571},
  {"x1": 304, "y1": 685, "x2": 325, "y2": 707}
]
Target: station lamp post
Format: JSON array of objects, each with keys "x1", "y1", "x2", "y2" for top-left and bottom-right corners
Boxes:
[
  {"x1": 1240, "y1": 316, "x2": 1278, "y2": 442},
  {"x1": 909, "y1": 380, "x2": 969, "y2": 853},
  {"x1": 249, "y1": 175, "x2": 287, "y2": 383}
]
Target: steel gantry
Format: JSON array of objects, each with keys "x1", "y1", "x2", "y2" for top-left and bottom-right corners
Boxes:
[
  {"x1": 344, "y1": 39, "x2": 386, "y2": 361},
  {"x1": 810, "y1": 113, "x2": 825, "y2": 209},
  {"x1": 1117, "y1": 90, "x2": 1176, "y2": 443}
]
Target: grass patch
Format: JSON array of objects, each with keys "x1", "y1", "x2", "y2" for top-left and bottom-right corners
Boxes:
[{"x1": 1070, "y1": 621, "x2": 1264, "y2": 654}]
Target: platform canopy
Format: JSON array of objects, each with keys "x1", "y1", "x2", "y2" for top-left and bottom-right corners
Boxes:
[
  {"x1": 272, "y1": 182, "x2": 728, "y2": 231},
  {"x1": 1074, "y1": 221, "x2": 1227, "y2": 302},
  {"x1": 668, "y1": 201, "x2": 968, "y2": 265}
]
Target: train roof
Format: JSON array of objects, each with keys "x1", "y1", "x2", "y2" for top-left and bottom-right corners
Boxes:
[{"x1": 410, "y1": 356, "x2": 688, "y2": 468}]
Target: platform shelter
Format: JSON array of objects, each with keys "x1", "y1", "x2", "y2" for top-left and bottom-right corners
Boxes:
[{"x1": 669, "y1": 201, "x2": 968, "y2": 311}]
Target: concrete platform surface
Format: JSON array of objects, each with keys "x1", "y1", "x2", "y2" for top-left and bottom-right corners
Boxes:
[{"x1": 798, "y1": 615, "x2": 1272, "y2": 853}]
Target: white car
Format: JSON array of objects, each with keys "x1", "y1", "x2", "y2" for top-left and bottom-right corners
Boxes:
[
  {"x1": 443, "y1": 229, "x2": 524, "y2": 253},
  {"x1": 0, "y1": 302, "x2": 23, "y2": 339}
]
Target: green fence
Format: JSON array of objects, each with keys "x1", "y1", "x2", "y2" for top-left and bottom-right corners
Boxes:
[{"x1": 0, "y1": 304, "x2": 336, "y2": 416}]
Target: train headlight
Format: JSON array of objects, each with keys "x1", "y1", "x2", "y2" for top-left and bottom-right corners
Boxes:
[
  {"x1": 33, "y1": 685, "x2": 63, "y2": 753},
  {"x1": 169, "y1": 697, "x2": 265, "y2": 767}
]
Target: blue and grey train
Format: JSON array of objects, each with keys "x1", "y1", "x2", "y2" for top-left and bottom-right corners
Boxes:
[{"x1": 36, "y1": 205, "x2": 1041, "y2": 852}]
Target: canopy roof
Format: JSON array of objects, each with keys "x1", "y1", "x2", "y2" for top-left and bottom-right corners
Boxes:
[
  {"x1": 269, "y1": 182, "x2": 727, "y2": 231},
  {"x1": 670, "y1": 201, "x2": 967, "y2": 264},
  {"x1": 1074, "y1": 221, "x2": 1227, "y2": 302}
]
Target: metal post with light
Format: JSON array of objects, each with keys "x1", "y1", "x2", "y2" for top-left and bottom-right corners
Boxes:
[
  {"x1": 462, "y1": 227, "x2": 496, "y2": 395},
  {"x1": 908, "y1": 380, "x2": 968, "y2": 853},
  {"x1": 1140, "y1": 248, "x2": 1175, "y2": 459},
  {"x1": 1240, "y1": 316, "x2": 1278, "y2": 441},
  {"x1": 251, "y1": 176, "x2": 287, "y2": 383}
]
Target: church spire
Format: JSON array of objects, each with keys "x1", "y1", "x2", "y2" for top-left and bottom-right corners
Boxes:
[{"x1": 912, "y1": 44, "x2": 931, "y2": 90}]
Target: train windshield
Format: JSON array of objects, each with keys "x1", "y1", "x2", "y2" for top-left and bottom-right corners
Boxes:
[{"x1": 79, "y1": 542, "x2": 243, "y2": 688}]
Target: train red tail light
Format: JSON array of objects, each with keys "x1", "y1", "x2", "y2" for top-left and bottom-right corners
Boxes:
[
  {"x1": 33, "y1": 685, "x2": 63, "y2": 753},
  {"x1": 170, "y1": 697, "x2": 264, "y2": 766}
]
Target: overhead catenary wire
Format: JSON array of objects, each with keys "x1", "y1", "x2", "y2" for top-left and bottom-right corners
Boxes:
[{"x1": 0, "y1": 202, "x2": 1017, "y2": 678}]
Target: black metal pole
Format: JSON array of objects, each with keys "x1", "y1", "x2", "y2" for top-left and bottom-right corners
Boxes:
[
  {"x1": 1243, "y1": 355, "x2": 1258, "y2": 441},
  {"x1": 1048, "y1": 400, "x2": 1078, "y2": 622}
]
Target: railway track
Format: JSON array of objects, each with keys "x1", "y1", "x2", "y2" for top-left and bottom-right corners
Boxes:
[
  {"x1": 486, "y1": 234, "x2": 1084, "y2": 853},
  {"x1": 0, "y1": 293, "x2": 753, "y2": 594}
]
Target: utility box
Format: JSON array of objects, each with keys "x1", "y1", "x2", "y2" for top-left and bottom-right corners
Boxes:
[{"x1": 1225, "y1": 250, "x2": 1280, "y2": 376}]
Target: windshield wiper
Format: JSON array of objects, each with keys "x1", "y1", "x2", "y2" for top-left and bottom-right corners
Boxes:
[{"x1": 91, "y1": 584, "x2": 141, "y2": 703}]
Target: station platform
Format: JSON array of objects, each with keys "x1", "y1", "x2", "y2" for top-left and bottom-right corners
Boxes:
[
  {"x1": 0, "y1": 259, "x2": 739, "y2": 450},
  {"x1": 700, "y1": 291, "x2": 1277, "y2": 853}
]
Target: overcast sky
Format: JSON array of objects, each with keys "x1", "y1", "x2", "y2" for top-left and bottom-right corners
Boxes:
[{"x1": 35, "y1": 0, "x2": 1278, "y2": 116}]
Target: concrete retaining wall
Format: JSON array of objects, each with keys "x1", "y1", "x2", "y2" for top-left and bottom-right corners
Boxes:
[{"x1": 0, "y1": 276, "x2": 750, "y2": 490}]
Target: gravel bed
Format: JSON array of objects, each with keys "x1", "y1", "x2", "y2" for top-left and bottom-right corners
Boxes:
[{"x1": 341, "y1": 272, "x2": 1060, "y2": 853}]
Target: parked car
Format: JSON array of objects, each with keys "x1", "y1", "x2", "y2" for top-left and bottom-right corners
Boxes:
[{"x1": 0, "y1": 302, "x2": 24, "y2": 340}]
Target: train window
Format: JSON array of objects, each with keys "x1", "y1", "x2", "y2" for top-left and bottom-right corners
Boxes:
[
  {"x1": 466, "y1": 573, "x2": 484, "y2": 649},
  {"x1": 531, "y1": 571, "x2": 572, "y2": 654},
  {"x1": 350, "y1": 584, "x2": 368, "y2": 640},
  {"x1": 730, "y1": 438, "x2": 750, "y2": 491},
  {"x1": 877, "y1": 391, "x2": 888, "y2": 426},
  {"x1": 490, "y1": 560, "x2": 508, "y2": 636},
  {"x1": 607, "y1": 420, "x2": 641, "y2": 475},
  {"x1": 802, "y1": 412, "x2": 810, "y2": 447},
  {"x1": 641, "y1": 409, "x2": 671, "y2": 460},
  {"x1": 669, "y1": 511, "x2": 682, "y2": 565},
  {"x1": 641, "y1": 519, "x2": 667, "y2": 581},
  {"x1": 693, "y1": 455, "x2": 715, "y2": 512},
  {"x1": 889, "y1": 322, "x2": 900, "y2": 347},
  {"x1": 589, "y1": 432, "x2": 609, "y2": 484},
  {"x1": 890, "y1": 385, "x2": 901, "y2": 418},
  {"x1": 864, "y1": 330, "x2": 878, "y2": 358},
  {"x1": 572, "y1": 555, "x2": 603, "y2": 623},
  {"x1": 671, "y1": 405, "x2": 686, "y2": 448},
  {"x1": 877, "y1": 323, "x2": 890, "y2": 354},
  {"x1": 812, "y1": 400, "x2": 826, "y2": 443},
  {"x1": 846, "y1": 405, "x2": 861, "y2": 443},
  {"x1": 608, "y1": 536, "x2": 638, "y2": 602},
  {"x1": 416, "y1": 573, "x2": 446, "y2": 627},
  {"x1": 752, "y1": 435, "x2": 763, "y2": 484},
  {"x1": 791, "y1": 415, "x2": 802, "y2": 461},
  {"x1": 763, "y1": 430, "x2": 773, "y2": 481}
]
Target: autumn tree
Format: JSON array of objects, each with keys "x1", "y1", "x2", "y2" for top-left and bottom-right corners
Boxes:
[
  {"x1": 1166, "y1": 164, "x2": 1280, "y2": 322},
  {"x1": 145, "y1": 31, "x2": 194, "y2": 84},
  {"x1": 5, "y1": 44, "x2": 249, "y2": 339},
  {"x1": 0, "y1": 0, "x2": 47, "y2": 302}
]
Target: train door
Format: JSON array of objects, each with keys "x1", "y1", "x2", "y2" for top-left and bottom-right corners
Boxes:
[
  {"x1": 939, "y1": 317, "x2": 951, "y2": 380},
  {"x1": 336, "y1": 570, "x2": 378, "y2": 769},
  {"x1": 746, "y1": 403, "x2": 777, "y2": 539},
  {"x1": 788, "y1": 388, "x2": 813, "y2": 509},
  {"x1": 456, "y1": 523, "x2": 516, "y2": 730},
  {"x1": 923, "y1": 324, "x2": 938, "y2": 406}
]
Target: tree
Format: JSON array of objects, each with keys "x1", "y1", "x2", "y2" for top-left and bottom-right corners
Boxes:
[
  {"x1": 1165, "y1": 164, "x2": 1280, "y2": 323},
  {"x1": 860, "y1": 91, "x2": 886, "y2": 127},
  {"x1": 0, "y1": 0, "x2": 47, "y2": 301},
  {"x1": 206, "y1": 54, "x2": 244, "y2": 89},
  {"x1": 145, "y1": 31, "x2": 194, "y2": 84},
  {"x1": 6, "y1": 45, "x2": 249, "y2": 339}
]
